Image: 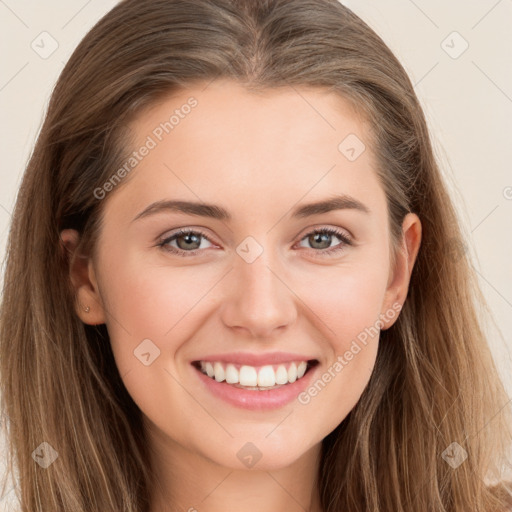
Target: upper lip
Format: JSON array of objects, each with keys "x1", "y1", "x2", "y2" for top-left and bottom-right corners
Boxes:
[{"x1": 192, "y1": 352, "x2": 318, "y2": 366}]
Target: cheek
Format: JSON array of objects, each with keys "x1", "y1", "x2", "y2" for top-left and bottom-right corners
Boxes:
[
  {"x1": 96, "y1": 252, "x2": 216, "y2": 433},
  {"x1": 290, "y1": 259, "x2": 388, "y2": 411},
  {"x1": 297, "y1": 259, "x2": 389, "y2": 347},
  {"x1": 96, "y1": 247, "x2": 219, "y2": 374}
]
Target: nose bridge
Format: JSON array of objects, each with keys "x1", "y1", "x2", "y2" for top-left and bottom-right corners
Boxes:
[{"x1": 221, "y1": 241, "x2": 297, "y2": 337}]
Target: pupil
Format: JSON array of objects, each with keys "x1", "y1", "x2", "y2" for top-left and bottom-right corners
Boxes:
[
  {"x1": 179, "y1": 233, "x2": 200, "y2": 249},
  {"x1": 311, "y1": 233, "x2": 330, "y2": 249}
]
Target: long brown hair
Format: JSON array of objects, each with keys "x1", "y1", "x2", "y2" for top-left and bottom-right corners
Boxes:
[{"x1": 1, "y1": 0, "x2": 511, "y2": 510}]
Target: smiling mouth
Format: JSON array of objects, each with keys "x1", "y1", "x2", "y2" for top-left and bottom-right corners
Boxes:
[{"x1": 191, "y1": 359, "x2": 319, "y2": 390}]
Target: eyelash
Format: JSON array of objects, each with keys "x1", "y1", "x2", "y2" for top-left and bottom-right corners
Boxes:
[{"x1": 157, "y1": 227, "x2": 353, "y2": 257}]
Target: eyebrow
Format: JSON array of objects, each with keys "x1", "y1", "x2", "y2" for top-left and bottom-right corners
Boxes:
[{"x1": 131, "y1": 193, "x2": 371, "y2": 223}]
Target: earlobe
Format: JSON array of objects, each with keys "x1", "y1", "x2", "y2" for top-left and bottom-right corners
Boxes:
[
  {"x1": 59, "y1": 229, "x2": 106, "y2": 325},
  {"x1": 380, "y1": 213, "x2": 422, "y2": 330}
]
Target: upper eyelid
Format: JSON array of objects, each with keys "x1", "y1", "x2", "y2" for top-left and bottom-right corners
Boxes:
[{"x1": 159, "y1": 227, "x2": 218, "y2": 245}]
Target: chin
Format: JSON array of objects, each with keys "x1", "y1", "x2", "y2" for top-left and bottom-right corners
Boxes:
[{"x1": 200, "y1": 434, "x2": 316, "y2": 472}]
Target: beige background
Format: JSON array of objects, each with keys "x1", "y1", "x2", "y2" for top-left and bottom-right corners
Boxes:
[{"x1": 1, "y1": 0, "x2": 511, "y2": 509}]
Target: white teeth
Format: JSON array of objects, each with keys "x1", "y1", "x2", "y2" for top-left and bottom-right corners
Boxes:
[
  {"x1": 197, "y1": 360, "x2": 313, "y2": 387},
  {"x1": 288, "y1": 362, "x2": 297, "y2": 383},
  {"x1": 225, "y1": 364, "x2": 238, "y2": 384},
  {"x1": 239, "y1": 365, "x2": 258, "y2": 386},
  {"x1": 297, "y1": 361, "x2": 307, "y2": 379},
  {"x1": 205, "y1": 362, "x2": 214, "y2": 378},
  {"x1": 213, "y1": 362, "x2": 225, "y2": 382},
  {"x1": 275, "y1": 365, "x2": 289, "y2": 385},
  {"x1": 257, "y1": 365, "x2": 276, "y2": 387}
]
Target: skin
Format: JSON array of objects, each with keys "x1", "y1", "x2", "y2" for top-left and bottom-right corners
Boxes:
[{"x1": 61, "y1": 79, "x2": 421, "y2": 512}]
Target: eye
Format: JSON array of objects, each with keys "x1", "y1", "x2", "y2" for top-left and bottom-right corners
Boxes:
[
  {"x1": 158, "y1": 229, "x2": 214, "y2": 256},
  {"x1": 296, "y1": 227, "x2": 353, "y2": 256}
]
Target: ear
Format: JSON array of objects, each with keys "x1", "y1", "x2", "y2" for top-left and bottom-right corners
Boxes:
[
  {"x1": 60, "y1": 229, "x2": 106, "y2": 325},
  {"x1": 380, "y1": 213, "x2": 422, "y2": 330}
]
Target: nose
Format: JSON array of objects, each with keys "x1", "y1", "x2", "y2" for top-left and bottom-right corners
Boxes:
[{"x1": 220, "y1": 249, "x2": 297, "y2": 339}]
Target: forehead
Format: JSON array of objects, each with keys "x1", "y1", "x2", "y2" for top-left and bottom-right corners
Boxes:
[
  {"x1": 103, "y1": 79, "x2": 384, "y2": 224},
  {"x1": 131, "y1": 79, "x2": 369, "y2": 155}
]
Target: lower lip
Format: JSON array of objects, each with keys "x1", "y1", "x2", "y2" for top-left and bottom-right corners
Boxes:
[{"x1": 192, "y1": 363, "x2": 319, "y2": 410}]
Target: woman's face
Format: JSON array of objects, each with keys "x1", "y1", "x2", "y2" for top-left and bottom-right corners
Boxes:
[{"x1": 65, "y1": 79, "x2": 420, "y2": 471}]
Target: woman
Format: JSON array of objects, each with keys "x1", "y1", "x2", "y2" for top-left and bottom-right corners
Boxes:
[{"x1": 1, "y1": 0, "x2": 511, "y2": 510}]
